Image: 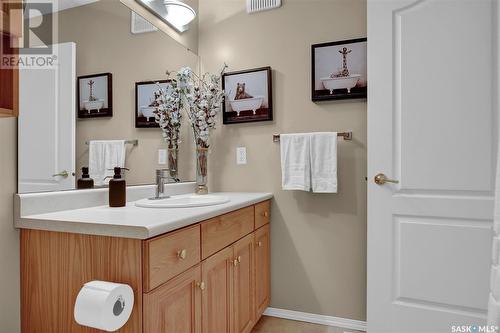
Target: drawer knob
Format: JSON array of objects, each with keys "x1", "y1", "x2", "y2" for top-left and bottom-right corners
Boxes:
[
  {"x1": 237, "y1": 256, "x2": 241, "y2": 263},
  {"x1": 197, "y1": 281, "x2": 205, "y2": 291},
  {"x1": 263, "y1": 211, "x2": 269, "y2": 218},
  {"x1": 233, "y1": 259, "x2": 239, "y2": 266},
  {"x1": 177, "y1": 249, "x2": 187, "y2": 260},
  {"x1": 257, "y1": 241, "x2": 262, "y2": 247}
]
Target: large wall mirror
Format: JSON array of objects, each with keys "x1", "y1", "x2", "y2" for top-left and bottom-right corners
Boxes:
[{"x1": 18, "y1": 0, "x2": 199, "y2": 193}]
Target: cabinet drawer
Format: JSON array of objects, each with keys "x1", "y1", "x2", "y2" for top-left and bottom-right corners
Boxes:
[
  {"x1": 201, "y1": 206, "x2": 254, "y2": 259},
  {"x1": 143, "y1": 224, "x2": 201, "y2": 292},
  {"x1": 254, "y1": 201, "x2": 271, "y2": 229}
]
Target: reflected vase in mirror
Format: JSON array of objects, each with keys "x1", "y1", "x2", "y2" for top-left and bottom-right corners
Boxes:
[{"x1": 168, "y1": 148, "x2": 178, "y2": 179}]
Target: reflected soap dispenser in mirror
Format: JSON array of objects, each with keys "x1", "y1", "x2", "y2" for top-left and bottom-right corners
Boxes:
[{"x1": 77, "y1": 167, "x2": 94, "y2": 189}]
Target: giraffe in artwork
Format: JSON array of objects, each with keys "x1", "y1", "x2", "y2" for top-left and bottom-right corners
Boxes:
[
  {"x1": 87, "y1": 80, "x2": 97, "y2": 101},
  {"x1": 338, "y1": 47, "x2": 352, "y2": 77}
]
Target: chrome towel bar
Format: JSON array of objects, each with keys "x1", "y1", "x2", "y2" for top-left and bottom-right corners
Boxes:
[
  {"x1": 272, "y1": 132, "x2": 352, "y2": 142},
  {"x1": 85, "y1": 139, "x2": 139, "y2": 146}
]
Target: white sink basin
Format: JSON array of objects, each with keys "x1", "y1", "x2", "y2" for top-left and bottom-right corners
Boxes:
[{"x1": 135, "y1": 194, "x2": 230, "y2": 208}]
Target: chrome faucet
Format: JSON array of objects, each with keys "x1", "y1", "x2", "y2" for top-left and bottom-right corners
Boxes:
[{"x1": 150, "y1": 169, "x2": 180, "y2": 200}]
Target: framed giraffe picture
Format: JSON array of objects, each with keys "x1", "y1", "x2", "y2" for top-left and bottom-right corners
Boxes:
[
  {"x1": 312, "y1": 38, "x2": 367, "y2": 102},
  {"x1": 77, "y1": 73, "x2": 113, "y2": 118}
]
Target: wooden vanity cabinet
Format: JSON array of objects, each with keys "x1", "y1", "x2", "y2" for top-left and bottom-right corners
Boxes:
[
  {"x1": 254, "y1": 224, "x2": 270, "y2": 319},
  {"x1": 143, "y1": 265, "x2": 202, "y2": 333},
  {"x1": 201, "y1": 247, "x2": 233, "y2": 333},
  {"x1": 20, "y1": 200, "x2": 271, "y2": 333},
  {"x1": 232, "y1": 233, "x2": 256, "y2": 333}
]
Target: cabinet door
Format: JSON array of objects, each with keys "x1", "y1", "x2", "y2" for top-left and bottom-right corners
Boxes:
[
  {"x1": 144, "y1": 265, "x2": 202, "y2": 333},
  {"x1": 201, "y1": 246, "x2": 233, "y2": 333},
  {"x1": 233, "y1": 233, "x2": 255, "y2": 333},
  {"x1": 254, "y1": 225, "x2": 270, "y2": 319}
]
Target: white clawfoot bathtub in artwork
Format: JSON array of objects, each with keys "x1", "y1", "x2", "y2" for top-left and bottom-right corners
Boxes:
[
  {"x1": 84, "y1": 100, "x2": 104, "y2": 113},
  {"x1": 229, "y1": 96, "x2": 264, "y2": 116},
  {"x1": 320, "y1": 74, "x2": 360, "y2": 94},
  {"x1": 140, "y1": 106, "x2": 156, "y2": 121}
]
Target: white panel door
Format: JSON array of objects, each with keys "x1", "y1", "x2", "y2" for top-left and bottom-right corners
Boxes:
[
  {"x1": 18, "y1": 42, "x2": 76, "y2": 193},
  {"x1": 367, "y1": 0, "x2": 496, "y2": 332}
]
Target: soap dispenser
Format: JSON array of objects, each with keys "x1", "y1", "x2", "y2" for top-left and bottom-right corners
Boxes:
[
  {"x1": 77, "y1": 167, "x2": 94, "y2": 189},
  {"x1": 108, "y1": 167, "x2": 128, "y2": 207}
]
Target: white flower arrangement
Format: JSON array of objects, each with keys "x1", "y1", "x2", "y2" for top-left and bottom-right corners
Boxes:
[
  {"x1": 154, "y1": 80, "x2": 183, "y2": 149},
  {"x1": 164, "y1": 66, "x2": 226, "y2": 149}
]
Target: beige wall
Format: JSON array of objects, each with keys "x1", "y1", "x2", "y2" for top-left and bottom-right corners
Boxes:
[
  {"x1": 199, "y1": 0, "x2": 367, "y2": 320},
  {"x1": 0, "y1": 117, "x2": 20, "y2": 331},
  {"x1": 55, "y1": 0, "x2": 199, "y2": 184}
]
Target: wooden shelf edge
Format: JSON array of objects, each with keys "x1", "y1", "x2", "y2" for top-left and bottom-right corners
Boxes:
[{"x1": 0, "y1": 107, "x2": 17, "y2": 117}]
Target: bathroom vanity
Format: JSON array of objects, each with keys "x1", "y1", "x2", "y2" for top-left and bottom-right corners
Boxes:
[{"x1": 16, "y1": 184, "x2": 272, "y2": 333}]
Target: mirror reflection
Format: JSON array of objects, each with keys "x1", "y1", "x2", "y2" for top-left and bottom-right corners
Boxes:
[{"x1": 18, "y1": 0, "x2": 199, "y2": 193}]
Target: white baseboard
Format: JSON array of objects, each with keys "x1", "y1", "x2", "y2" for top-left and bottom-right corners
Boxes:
[{"x1": 263, "y1": 307, "x2": 367, "y2": 332}]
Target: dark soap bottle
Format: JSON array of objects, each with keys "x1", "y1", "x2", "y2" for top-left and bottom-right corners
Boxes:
[
  {"x1": 77, "y1": 167, "x2": 94, "y2": 189},
  {"x1": 109, "y1": 167, "x2": 128, "y2": 207}
]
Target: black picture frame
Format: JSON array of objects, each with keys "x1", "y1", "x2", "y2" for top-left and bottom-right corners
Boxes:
[
  {"x1": 135, "y1": 80, "x2": 172, "y2": 128},
  {"x1": 311, "y1": 38, "x2": 367, "y2": 102},
  {"x1": 222, "y1": 66, "x2": 273, "y2": 125},
  {"x1": 77, "y1": 73, "x2": 113, "y2": 118}
]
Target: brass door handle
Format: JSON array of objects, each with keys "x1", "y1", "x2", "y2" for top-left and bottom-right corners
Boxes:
[
  {"x1": 374, "y1": 173, "x2": 399, "y2": 185},
  {"x1": 177, "y1": 249, "x2": 187, "y2": 260},
  {"x1": 52, "y1": 170, "x2": 70, "y2": 178}
]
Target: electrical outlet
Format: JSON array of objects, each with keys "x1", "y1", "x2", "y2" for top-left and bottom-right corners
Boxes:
[
  {"x1": 236, "y1": 147, "x2": 247, "y2": 165},
  {"x1": 158, "y1": 149, "x2": 167, "y2": 165}
]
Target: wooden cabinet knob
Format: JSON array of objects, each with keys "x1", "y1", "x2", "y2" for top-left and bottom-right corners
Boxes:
[
  {"x1": 197, "y1": 281, "x2": 205, "y2": 291},
  {"x1": 177, "y1": 249, "x2": 187, "y2": 260},
  {"x1": 257, "y1": 241, "x2": 262, "y2": 247},
  {"x1": 263, "y1": 211, "x2": 269, "y2": 218},
  {"x1": 237, "y1": 256, "x2": 241, "y2": 263},
  {"x1": 233, "y1": 259, "x2": 238, "y2": 266}
]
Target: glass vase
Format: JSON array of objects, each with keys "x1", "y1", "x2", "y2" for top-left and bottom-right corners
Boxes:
[
  {"x1": 168, "y1": 148, "x2": 179, "y2": 180},
  {"x1": 195, "y1": 147, "x2": 209, "y2": 195}
]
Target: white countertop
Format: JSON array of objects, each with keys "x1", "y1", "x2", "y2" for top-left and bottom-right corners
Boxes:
[{"x1": 15, "y1": 188, "x2": 272, "y2": 239}]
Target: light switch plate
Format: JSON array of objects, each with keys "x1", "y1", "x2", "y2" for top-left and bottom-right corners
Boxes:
[
  {"x1": 236, "y1": 147, "x2": 247, "y2": 165},
  {"x1": 158, "y1": 149, "x2": 167, "y2": 165}
]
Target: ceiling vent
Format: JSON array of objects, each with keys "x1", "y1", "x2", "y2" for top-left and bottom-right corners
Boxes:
[
  {"x1": 246, "y1": 0, "x2": 282, "y2": 14},
  {"x1": 131, "y1": 11, "x2": 158, "y2": 34}
]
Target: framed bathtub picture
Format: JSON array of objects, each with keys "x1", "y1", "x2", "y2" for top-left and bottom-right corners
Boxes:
[
  {"x1": 77, "y1": 73, "x2": 113, "y2": 118},
  {"x1": 312, "y1": 38, "x2": 367, "y2": 101},
  {"x1": 135, "y1": 80, "x2": 172, "y2": 128},
  {"x1": 222, "y1": 66, "x2": 273, "y2": 125}
]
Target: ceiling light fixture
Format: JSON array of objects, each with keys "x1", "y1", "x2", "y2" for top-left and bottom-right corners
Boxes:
[{"x1": 163, "y1": 0, "x2": 196, "y2": 31}]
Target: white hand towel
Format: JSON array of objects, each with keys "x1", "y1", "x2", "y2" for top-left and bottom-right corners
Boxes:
[
  {"x1": 88, "y1": 140, "x2": 126, "y2": 186},
  {"x1": 280, "y1": 133, "x2": 311, "y2": 191},
  {"x1": 310, "y1": 132, "x2": 337, "y2": 193}
]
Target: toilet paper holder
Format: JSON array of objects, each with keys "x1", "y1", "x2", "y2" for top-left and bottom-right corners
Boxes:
[{"x1": 113, "y1": 295, "x2": 125, "y2": 316}]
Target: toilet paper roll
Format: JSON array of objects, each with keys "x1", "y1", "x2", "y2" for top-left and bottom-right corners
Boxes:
[{"x1": 74, "y1": 280, "x2": 134, "y2": 332}]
